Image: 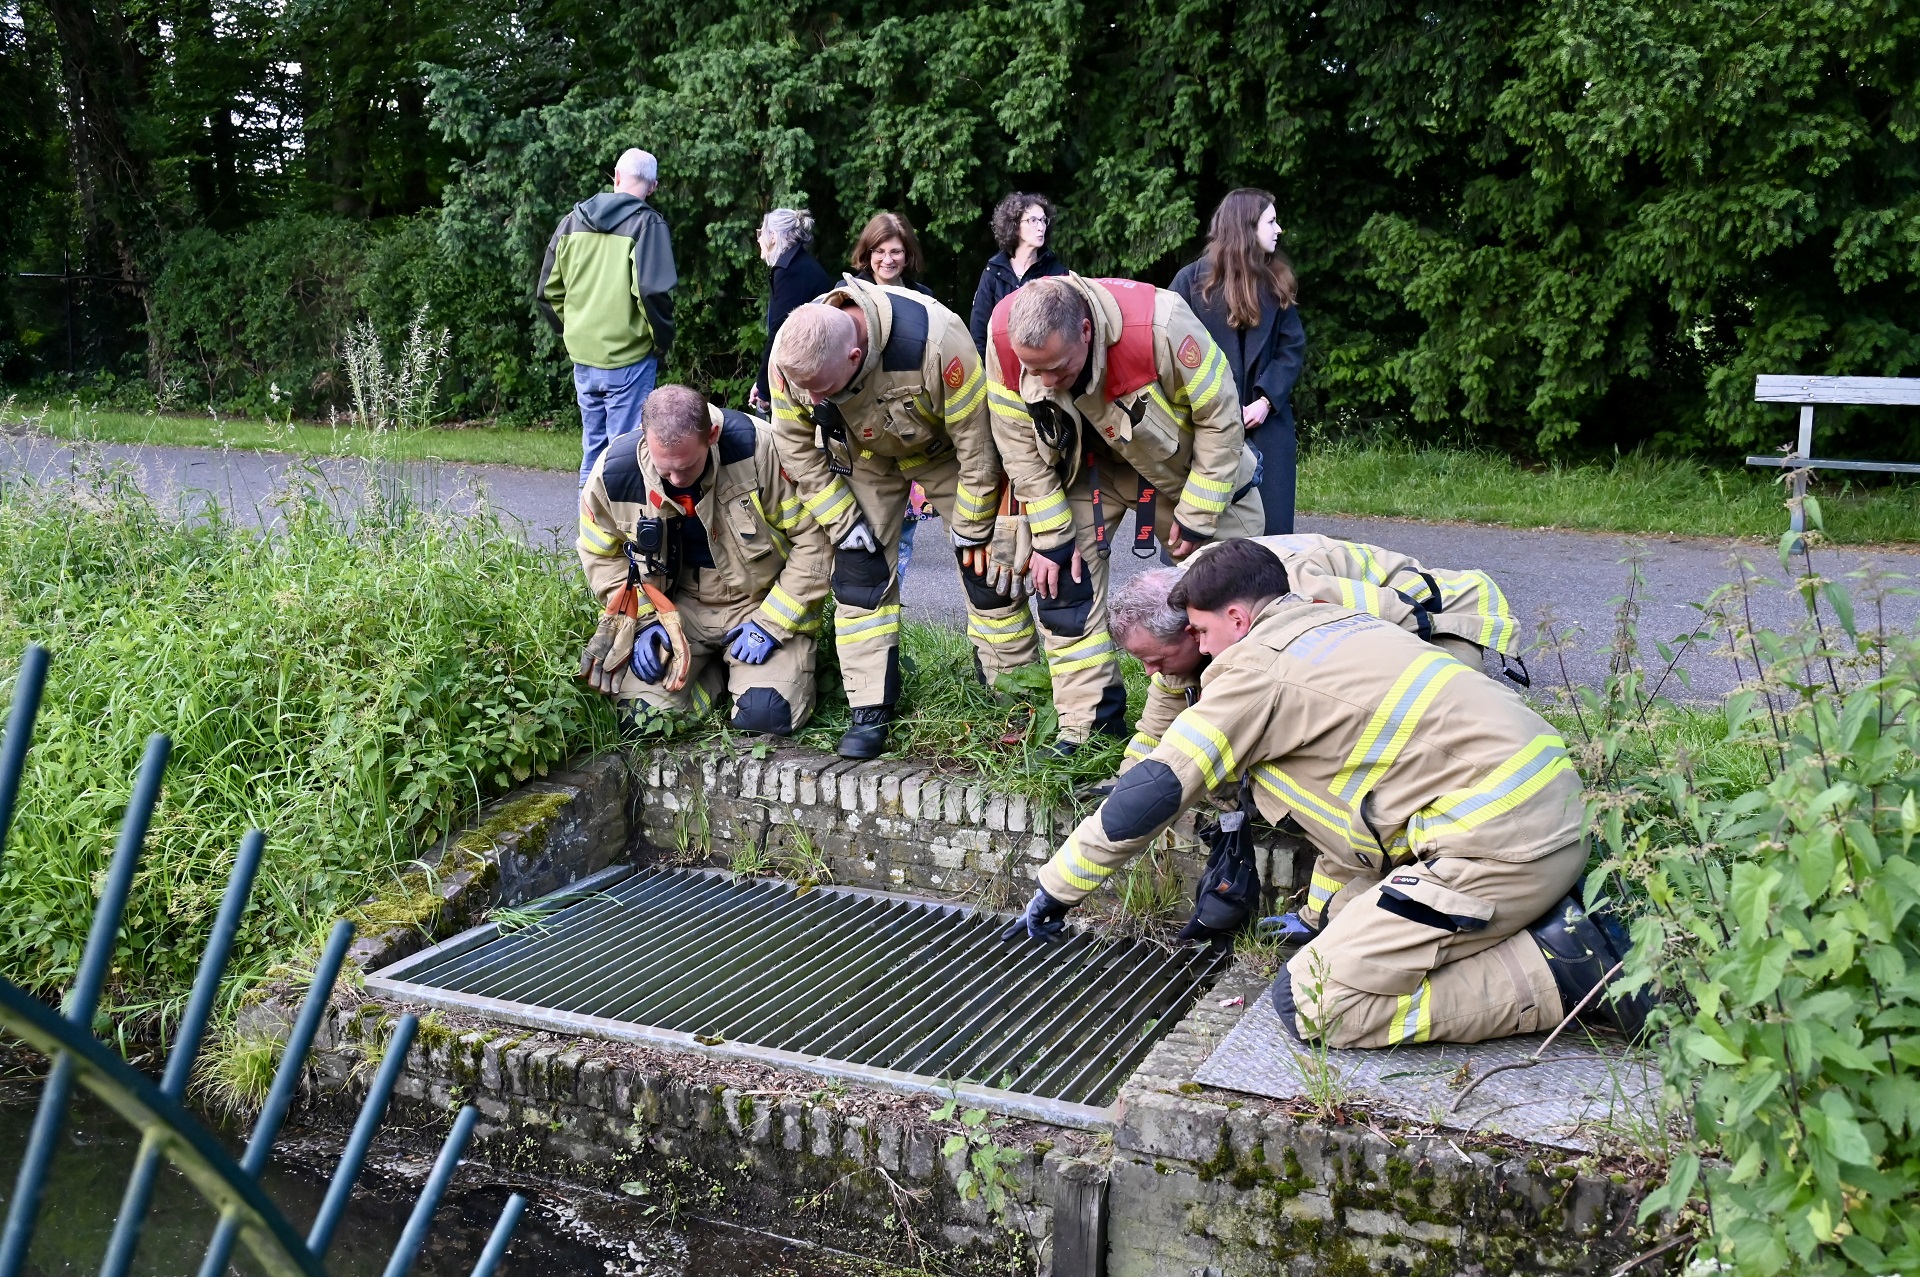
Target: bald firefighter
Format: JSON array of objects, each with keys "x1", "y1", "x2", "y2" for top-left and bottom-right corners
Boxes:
[
  {"x1": 769, "y1": 279, "x2": 1039, "y2": 759},
  {"x1": 1110, "y1": 533, "x2": 1527, "y2": 778},
  {"x1": 1002, "y1": 540, "x2": 1647, "y2": 1049},
  {"x1": 985, "y1": 274, "x2": 1264, "y2": 754},
  {"x1": 577, "y1": 384, "x2": 831, "y2": 734}
]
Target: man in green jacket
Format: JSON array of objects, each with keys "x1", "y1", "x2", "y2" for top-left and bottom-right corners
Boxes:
[{"x1": 538, "y1": 148, "x2": 679, "y2": 484}]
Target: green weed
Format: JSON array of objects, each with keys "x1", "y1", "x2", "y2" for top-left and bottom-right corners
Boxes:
[{"x1": 194, "y1": 1024, "x2": 282, "y2": 1118}]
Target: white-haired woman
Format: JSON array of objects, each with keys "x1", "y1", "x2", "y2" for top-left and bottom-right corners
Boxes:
[{"x1": 752, "y1": 208, "x2": 833, "y2": 411}]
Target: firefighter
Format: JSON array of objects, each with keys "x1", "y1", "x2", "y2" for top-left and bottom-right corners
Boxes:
[
  {"x1": 985, "y1": 274, "x2": 1264, "y2": 755},
  {"x1": 1002, "y1": 539, "x2": 1648, "y2": 1050},
  {"x1": 768, "y1": 279, "x2": 1039, "y2": 759},
  {"x1": 576, "y1": 384, "x2": 831, "y2": 735},
  {"x1": 1109, "y1": 533, "x2": 1528, "y2": 776}
]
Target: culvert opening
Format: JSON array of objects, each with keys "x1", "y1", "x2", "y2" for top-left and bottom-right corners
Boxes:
[{"x1": 368, "y1": 866, "x2": 1226, "y2": 1120}]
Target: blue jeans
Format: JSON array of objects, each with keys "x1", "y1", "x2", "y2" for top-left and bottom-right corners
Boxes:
[
  {"x1": 897, "y1": 513, "x2": 918, "y2": 584},
  {"x1": 574, "y1": 356, "x2": 658, "y2": 485}
]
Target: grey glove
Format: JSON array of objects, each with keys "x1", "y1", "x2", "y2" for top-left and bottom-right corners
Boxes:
[{"x1": 838, "y1": 519, "x2": 880, "y2": 554}]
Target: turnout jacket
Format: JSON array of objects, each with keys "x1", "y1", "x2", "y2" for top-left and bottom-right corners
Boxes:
[
  {"x1": 1040, "y1": 595, "x2": 1582, "y2": 905},
  {"x1": 769, "y1": 277, "x2": 1001, "y2": 543},
  {"x1": 576, "y1": 408, "x2": 831, "y2": 640},
  {"x1": 984, "y1": 273, "x2": 1258, "y2": 551}
]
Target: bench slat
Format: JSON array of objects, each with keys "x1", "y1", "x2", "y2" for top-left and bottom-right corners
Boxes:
[
  {"x1": 1746, "y1": 455, "x2": 1920, "y2": 476},
  {"x1": 1754, "y1": 374, "x2": 1920, "y2": 405}
]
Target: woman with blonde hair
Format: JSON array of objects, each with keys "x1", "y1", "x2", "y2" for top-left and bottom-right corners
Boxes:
[
  {"x1": 752, "y1": 207, "x2": 832, "y2": 411},
  {"x1": 849, "y1": 211, "x2": 936, "y2": 298},
  {"x1": 1171, "y1": 189, "x2": 1305, "y2": 534}
]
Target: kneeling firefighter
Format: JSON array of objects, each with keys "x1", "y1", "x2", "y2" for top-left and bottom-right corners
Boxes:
[
  {"x1": 577, "y1": 384, "x2": 832, "y2": 734},
  {"x1": 1002, "y1": 539, "x2": 1648, "y2": 1049}
]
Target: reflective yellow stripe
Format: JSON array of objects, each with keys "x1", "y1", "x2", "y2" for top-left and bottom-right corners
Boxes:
[
  {"x1": 1330, "y1": 577, "x2": 1388, "y2": 617},
  {"x1": 1124, "y1": 732, "x2": 1159, "y2": 762},
  {"x1": 897, "y1": 451, "x2": 935, "y2": 472},
  {"x1": 1047, "y1": 631, "x2": 1117, "y2": 674},
  {"x1": 1353, "y1": 544, "x2": 1386, "y2": 585},
  {"x1": 689, "y1": 680, "x2": 714, "y2": 714},
  {"x1": 834, "y1": 605, "x2": 902, "y2": 647},
  {"x1": 1410, "y1": 736, "x2": 1574, "y2": 844},
  {"x1": 577, "y1": 513, "x2": 620, "y2": 557},
  {"x1": 1333, "y1": 651, "x2": 1469, "y2": 802},
  {"x1": 1387, "y1": 980, "x2": 1433, "y2": 1045},
  {"x1": 968, "y1": 612, "x2": 1036, "y2": 644},
  {"x1": 1308, "y1": 871, "x2": 1344, "y2": 911},
  {"x1": 945, "y1": 365, "x2": 986, "y2": 422},
  {"x1": 773, "y1": 402, "x2": 807, "y2": 426},
  {"x1": 1185, "y1": 344, "x2": 1229, "y2": 411},
  {"x1": 1252, "y1": 763, "x2": 1358, "y2": 845},
  {"x1": 747, "y1": 493, "x2": 791, "y2": 557},
  {"x1": 1165, "y1": 710, "x2": 1236, "y2": 789},
  {"x1": 803, "y1": 478, "x2": 856, "y2": 525},
  {"x1": 1025, "y1": 488, "x2": 1071, "y2": 535},
  {"x1": 1145, "y1": 385, "x2": 1190, "y2": 433},
  {"x1": 773, "y1": 496, "x2": 806, "y2": 530},
  {"x1": 987, "y1": 383, "x2": 1033, "y2": 423},
  {"x1": 758, "y1": 583, "x2": 807, "y2": 630},
  {"x1": 1050, "y1": 833, "x2": 1113, "y2": 892},
  {"x1": 954, "y1": 482, "x2": 997, "y2": 521},
  {"x1": 1178, "y1": 468, "x2": 1234, "y2": 514}
]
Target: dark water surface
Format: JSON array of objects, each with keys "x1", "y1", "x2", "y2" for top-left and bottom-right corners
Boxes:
[{"x1": 0, "y1": 1080, "x2": 878, "y2": 1277}]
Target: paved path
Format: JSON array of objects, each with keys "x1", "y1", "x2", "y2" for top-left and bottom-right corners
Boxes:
[{"x1": 8, "y1": 432, "x2": 1916, "y2": 698}]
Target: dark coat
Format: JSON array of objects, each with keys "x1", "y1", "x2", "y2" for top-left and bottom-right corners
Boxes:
[
  {"x1": 1169, "y1": 259, "x2": 1306, "y2": 428},
  {"x1": 967, "y1": 248, "x2": 1069, "y2": 353},
  {"x1": 756, "y1": 244, "x2": 835, "y2": 403},
  {"x1": 852, "y1": 268, "x2": 938, "y2": 300}
]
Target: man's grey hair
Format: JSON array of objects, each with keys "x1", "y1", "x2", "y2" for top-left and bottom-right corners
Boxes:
[
  {"x1": 642, "y1": 384, "x2": 714, "y2": 445},
  {"x1": 1007, "y1": 276, "x2": 1090, "y2": 348},
  {"x1": 1109, "y1": 568, "x2": 1190, "y2": 647},
  {"x1": 614, "y1": 148, "x2": 658, "y2": 183}
]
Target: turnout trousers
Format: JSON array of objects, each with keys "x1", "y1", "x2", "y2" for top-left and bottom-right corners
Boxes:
[
  {"x1": 834, "y1": 448, "x2": 1039, "y2": 709},
  {"x1": 617, "y1": 570, "x2": 818, "y2": 735},
  {"x1": 1038, "y1": 461, "x2": 1263, "y2": 741},
  {"x1": 1274, "y1": 839, "x2": 1585, "y2": 1048}
]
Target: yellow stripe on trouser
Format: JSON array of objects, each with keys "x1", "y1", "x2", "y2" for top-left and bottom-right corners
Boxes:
[
  {"x1": 945, "y1": 367, "x2": 986, "y2": 422},
  {"x1": 1308, "y1": 871, "x2": 1344, "y2": 914},
  {"x1": 1386, "y1": 979, "x2": 1434, "y2": 1045},
  {"x1": 1025, "y1": 487, "x2": 1071, "y2": 535},
  {"x1": 1354, "y1": 544, "x2": 1386, "y2": 585},
  {"x1": 1332, "y1": 578, "x2": 1386, "y2": 617},
  {"x1": 834, "y1": 605, "x2": 901, "y2": 648},
  {"x1": 1178, "y1": 469, "x2": 1234, "y2": 514},
  {"x1": 1047, "y1": 631, "x2": 1117, "y2": 675},
  {"x1": 1124, "y1": 732, "x2": 1159, "y2": 763},
  {"x1": 803, "y1": 478, "x2": 857, "y2": 526},
  {"x1": 1333, "y1": 651, "x2": 1468, "y2": 802},
  {"x1": 1165, "y1": 710, "x2": 1236, "y2": 789},
  {"x1": 757, "y1": 583, "x2": 808, "y2": 632},
  {"x1": 577, "y1": 514, "x2": 620, "y2": 556},
  {"x1": 1048, "y1": 833, "x2": 1114, "y2": 893},
  {"x1": 954, "y1": 482, "x2": 997, "y2": 522},
  {"x1": 968, "y1": 611, "x2": 1036, "y2": 644},
  {"x1": 1410, "y1": 736, "x2": 1573, "y2": 843},
  {"x1": 689, "y1": 680, "x2": 714, "y2": 715}
]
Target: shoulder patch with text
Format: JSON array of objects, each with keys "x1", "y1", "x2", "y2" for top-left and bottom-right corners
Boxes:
[
  {"x1": 1177, "y1": 335, "x2": 1204, "y2": 369},
  {"x1": 944, "y1": 357, "x2": 966, "y2": 389}
]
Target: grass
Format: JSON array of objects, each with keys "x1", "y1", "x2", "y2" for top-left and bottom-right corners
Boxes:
[{"x1": 0, "y1": 458, "x2": 617, "y2": 1026}]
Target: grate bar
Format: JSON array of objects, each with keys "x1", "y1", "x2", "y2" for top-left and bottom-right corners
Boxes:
[{"x1": 372, "y1": 868, "x2": 1221, "y2": 1107}]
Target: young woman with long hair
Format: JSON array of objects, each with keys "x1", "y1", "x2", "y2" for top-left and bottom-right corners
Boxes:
[{"x1": 1171, "y1": 188, "x2": 1306, "y2": 534}]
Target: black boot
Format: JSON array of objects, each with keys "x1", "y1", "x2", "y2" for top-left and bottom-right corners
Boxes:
[
  {"x1": 838, "y1": 705, "x2": 893, "y2": 759},
  {"x1": 1527, "y1": 895, "x2": 1652, "y2": 1039}
]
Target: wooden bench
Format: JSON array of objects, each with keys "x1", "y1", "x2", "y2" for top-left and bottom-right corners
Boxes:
[{"x1": 1747, "y1": 374, "x2": 1920, "y2": 544}]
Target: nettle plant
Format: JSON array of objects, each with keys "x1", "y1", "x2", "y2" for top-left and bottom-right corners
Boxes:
[{"x1": 1563, "y1": 503, "x2": 1920, "y2": 1275}]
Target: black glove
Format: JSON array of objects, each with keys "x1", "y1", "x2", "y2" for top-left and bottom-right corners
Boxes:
[
  {"x1": 1175, "y1": 811, "x2": 1260, "y2": 945},
  {"x1": 999, "y1": 887, "x2": 1072, "y2": 943}
]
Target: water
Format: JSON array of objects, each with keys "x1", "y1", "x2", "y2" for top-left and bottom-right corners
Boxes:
[{"x1": 0, "y1": 1078, "x2": 879, "y2": 1277}]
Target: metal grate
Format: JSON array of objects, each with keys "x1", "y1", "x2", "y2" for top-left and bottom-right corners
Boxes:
[{"x1": 373, "y1": 867, "x2": 1225, "y2": 1115}]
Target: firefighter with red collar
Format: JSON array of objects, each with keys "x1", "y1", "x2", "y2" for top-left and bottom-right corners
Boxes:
[{"x1": 985, "y1": 274, "x2": 1264, "y2": 754}]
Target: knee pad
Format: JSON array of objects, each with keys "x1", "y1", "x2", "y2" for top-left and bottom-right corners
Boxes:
[
  {"x1": 731, "y1": 687, "x2": 794, "y2": 736},
  {"x1": 958, "y1": 558, "x2": 1011, "y2": 611},
  {"x1": 1268, "y1": 964, "x2": 1308, "y2": 1043},
  {"x1": 1100, "y1": 760, "x2": 1184, "y2": 843},
  {"x1": 1091, "y1": 681, "x2": 1130, "y2": 738},
  {"x1": 1034, "y1": 543, "x2": 1094, "y2": 637},
  {"x1": 832, "y1": 545, "x2": 894, "y2": 610}
]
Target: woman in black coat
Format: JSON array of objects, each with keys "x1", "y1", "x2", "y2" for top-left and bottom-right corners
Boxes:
[
  {"x1": 752, "y1": 208, "x2": 833, "y2": 411},
  {"x1": 1170, "y1": 188, "x2": 1306, "y2": 535},
  {"x1": 967, "y1": 192, "x2": 1068, "y2": 354}
]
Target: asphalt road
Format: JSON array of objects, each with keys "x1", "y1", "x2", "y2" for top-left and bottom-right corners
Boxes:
[{"x1": 8, "y1": 431, "x2": 1917, "y2": 698}]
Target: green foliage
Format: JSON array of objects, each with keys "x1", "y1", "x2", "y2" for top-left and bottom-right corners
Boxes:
[
  {"x1": 928, "y1": 1096, "x2": 1030, "y2": 1241},
  {"x1": 0, "y1": 463, "x2": 616, "y2": 1022},
  {"x1": 1575, "y1": 525, "x2": 1920, "y2": 1273}
]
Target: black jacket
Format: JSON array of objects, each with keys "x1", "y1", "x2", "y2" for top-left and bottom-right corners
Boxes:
[
  {"x1": 1170, "y1": 259, "x2": 1306, "y2": 431},
  {"x1": 756, "y1": 244, "x2": 835, "y2": 403},
  {"x1": 967, "y1": 248, "x2": 1069, "y2": 353}
]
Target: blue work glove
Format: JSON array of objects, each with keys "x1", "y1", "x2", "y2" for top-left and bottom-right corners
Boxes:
[
  {"x1": 724, "y1": 618, "x2": 781, "y2": 666},
  {"x1": 999, "y1": 886, "x2": 1072, "y2": 944},
  {"x1": 630, "y1": 620, "x2": 674, "y2": 684},
  {"x1": 1256, "y1": 913, "x2": 1319, "y2": 944}
]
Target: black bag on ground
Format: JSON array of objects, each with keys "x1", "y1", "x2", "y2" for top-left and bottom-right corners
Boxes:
[{"x1": 1177, "y1": 810, "x2": 1261, "y2": 945}]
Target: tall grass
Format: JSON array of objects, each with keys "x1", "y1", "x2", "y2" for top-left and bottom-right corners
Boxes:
[{"x1": 0, "y1": 461, "x2": 617, "y2": 1026}]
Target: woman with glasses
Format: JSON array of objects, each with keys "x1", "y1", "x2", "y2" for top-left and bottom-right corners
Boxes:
[
  {"x1": 849, "y1": 211, "x2": 938, "y2": 299},
  {"x1": 1170, "y1": 189, "x2": 1305, "y2": 535},
  {"x1": 967, "y1": 192, "x2": 1068, "y2": 354}
]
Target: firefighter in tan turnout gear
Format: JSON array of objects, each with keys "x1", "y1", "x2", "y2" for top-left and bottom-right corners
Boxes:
[
  {"x1": 577, "y1": 384, "x2": 832, "y2": 735},
  {"x1": 1002, "y1": 540, "x2": 1648, "y2": 1049},
  {"x1": 769, "y1": 278, "x2": 1039, "y2": 759},
  {"x1": 986, "y1": 274, "x2": 1264, "y2": 754},
  {"x1": 1110, "y1": 533, "x2": 1528, "y2": 777}
]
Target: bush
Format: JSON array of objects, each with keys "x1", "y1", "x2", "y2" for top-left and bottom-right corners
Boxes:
[
  {"x1": 1573, "y1": 517, "x2": 1920, "y2": 1274},
  {"x1": 0, "y1": 462, "x2": 617, "y2": 1023}
]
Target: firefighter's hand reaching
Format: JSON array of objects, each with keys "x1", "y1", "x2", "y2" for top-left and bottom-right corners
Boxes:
[
  {"x1": 999, "y1": 886, "x2": 1072, "y2": 944},
  {"x1": 630, "y1": 620, "x2": 675, "y2": 684},
  {"x1": 1028, "y1": 543, "x2": 1084, "y2": 600},
  {"x1": 579, "y1": 612, "x2": 639, "y2": 696}
]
